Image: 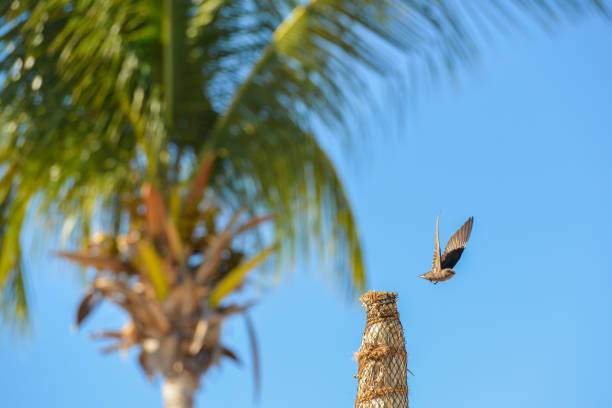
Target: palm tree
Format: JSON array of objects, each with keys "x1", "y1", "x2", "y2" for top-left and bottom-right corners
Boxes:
[{"x1": 0, "y1": 1, "x2": 606, "y2": 406}]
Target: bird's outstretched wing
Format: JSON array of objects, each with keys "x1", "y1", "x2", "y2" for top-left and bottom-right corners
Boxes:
[
  {"x1": 431, "y1": 213, "x2": 441, "y2": 272},
  {"x1": 441, "y1": 216, "x2": 474, "y2": 269}
]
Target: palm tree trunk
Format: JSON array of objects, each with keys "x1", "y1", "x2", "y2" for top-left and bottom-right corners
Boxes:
[
  {"x1": 355, "y1": 291, "x2": 409, "y2": 408},
  {"x1": 162, "y1": 373, "x2": 198, "y2": 408}
]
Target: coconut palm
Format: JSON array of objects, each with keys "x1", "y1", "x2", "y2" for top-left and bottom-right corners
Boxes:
[
  {"x1": 58, "y1": 169, "x2": 276, "y2": 407},
  {"x1": 0, "y1": 1, "x2": 606, "y2": 407}
]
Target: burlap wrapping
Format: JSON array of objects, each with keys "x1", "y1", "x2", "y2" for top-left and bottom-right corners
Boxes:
[{"x1": 355, "y1": 291, "x2": 408, "y2": 408}]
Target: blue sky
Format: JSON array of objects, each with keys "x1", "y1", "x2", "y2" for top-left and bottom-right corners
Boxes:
[{"x1": 2, "y1": 13, "x2": 611, "y2": 408}]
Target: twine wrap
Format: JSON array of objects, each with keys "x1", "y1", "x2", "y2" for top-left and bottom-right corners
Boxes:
[{"x1": 355, "y1": 291, "x2": 409, "y2": 408}]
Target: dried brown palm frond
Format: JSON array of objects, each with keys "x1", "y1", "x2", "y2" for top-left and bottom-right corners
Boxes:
[{"x1": 57, "y1": 165, "x2": 274, "y2": 393}]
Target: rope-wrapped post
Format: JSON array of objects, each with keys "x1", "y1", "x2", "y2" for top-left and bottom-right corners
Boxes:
[{"x1": 355, "y1": 291, "x2": 409, "y2": 408}]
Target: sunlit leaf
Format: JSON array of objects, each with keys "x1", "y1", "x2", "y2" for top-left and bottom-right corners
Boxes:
[
  {"x1": 209, "y1": 245, "x2": 276, "y2": 307},
  {"x1": 135, "y1": 243, "x2": 169, "y2": 300},
  {"x1": 163, "y1": 218, "x2": 185, "y2": 265},
  {"x1": 0, "y1": 199, "x2": 27, "y2": 285}
]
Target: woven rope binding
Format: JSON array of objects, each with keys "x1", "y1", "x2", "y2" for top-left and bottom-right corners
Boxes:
[{"x1": 355, "y1": 291, "x2": 409, "y2": 408}]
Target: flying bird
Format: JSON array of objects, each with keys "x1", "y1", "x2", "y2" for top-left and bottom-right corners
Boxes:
[{"x1": 419, "y1": 214, "x2": 474, "y2": 284}]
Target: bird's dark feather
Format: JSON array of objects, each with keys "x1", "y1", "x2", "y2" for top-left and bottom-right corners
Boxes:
[
  {"x1": 440, "y1": 247, "x2": 465, "y2": 269},
  {"x1": 441, "y1": 216, "x2": 473, "y2": 269}
]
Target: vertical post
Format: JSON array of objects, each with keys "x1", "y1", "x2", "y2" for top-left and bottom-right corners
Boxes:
[
  {"x1": 355, "y1": 291, "x2": 409, "y2": 408},
  {"x1": 162, "y1": 373, "x2": 197, "y2": 408}
]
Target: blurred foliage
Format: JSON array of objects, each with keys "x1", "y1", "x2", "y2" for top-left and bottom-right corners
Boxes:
[
  {"x1": 0, "y1": 0, "x2": 607, "y2": 325},
  {"x1": 58, "y1": 177, "x2": 273, "y2": 386}
]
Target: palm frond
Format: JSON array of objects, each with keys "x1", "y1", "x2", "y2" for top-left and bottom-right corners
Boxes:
[{"x1": 209, "y1": 244, "x2": 276, "y2": 307}]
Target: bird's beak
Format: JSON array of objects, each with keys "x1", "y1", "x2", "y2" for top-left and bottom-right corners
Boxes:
[{"x1": 417, "y1": 274, "x2": 426, "y2": 279}]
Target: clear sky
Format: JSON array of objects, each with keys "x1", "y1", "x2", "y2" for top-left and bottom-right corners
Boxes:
[{"x1": 1, "y1": 14, "x2": 611, "y2": 408}]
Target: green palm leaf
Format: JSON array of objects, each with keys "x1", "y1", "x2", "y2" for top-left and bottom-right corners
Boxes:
[{"x1": 209, "y1": 244, "x2": 276, "y2": 307}]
